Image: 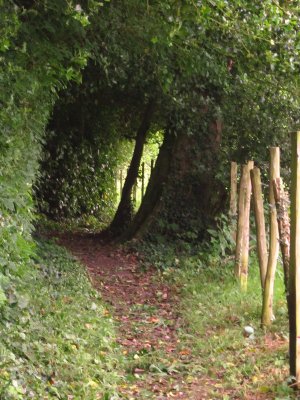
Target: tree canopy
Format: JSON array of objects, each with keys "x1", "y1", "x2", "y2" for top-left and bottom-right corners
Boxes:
[{"x1": 32, "y1": 0, "x2": 299, "y2": 240}]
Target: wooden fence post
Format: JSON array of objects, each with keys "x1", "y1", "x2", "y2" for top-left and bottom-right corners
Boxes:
[
  {"x1": 230, "y1": 161, "x2": 238, "y2": 218},
  {"x1": 273, "y1": 178, "x2": 290, "y2": 295},
  {"x1": 133, "y1": 182, "x2": 137, "y2": 207},
  {"x1": 240, "y1": 161, "x2": 254, "y2": 291},
  {"x1": 151, "y1": 159, "x2": 154, "y2": 175},
  {"x1": 262, "y1": 147, "x2": 280, "y2": 327},
  {"x1": 141, "y1": 162, "x2": 145, "y2": 198},
  {"x1": 235, "y1": 161, "x2": 253, "y2": 290},
  {"x1": 120, "y1": 170, "x2": 123, "y2": 194},
  {"x1": 115, "y1": 176, "x2": 118, "y2": 194},
  {"x1": 289, "y1": 132, "x2": 300, "y2": 385},
  {"x1": 235, "y1": 164, "x2": 248, "y2": 280},
  {"x1": 250, "y1": 167, "x2": 268, "y2": 290}
]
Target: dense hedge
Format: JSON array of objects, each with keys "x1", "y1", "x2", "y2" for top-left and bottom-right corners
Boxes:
[{"x1": 0, "y1": 0, "x2": 93, "y2": 314}]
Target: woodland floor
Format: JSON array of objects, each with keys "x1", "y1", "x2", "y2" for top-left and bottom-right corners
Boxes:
[{"x1": 57, "y1": 232, "x2": 278, "y2": 400}]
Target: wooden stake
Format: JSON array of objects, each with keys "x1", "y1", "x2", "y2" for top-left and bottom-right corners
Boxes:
[
  {"x1": 141, "y1": 162, "x2": 145, "y2": 198},
  {"x1": 289, "y1": 132, "x2": 300, "y2": 384},
  {"x1": 120, "y1": 170, "x2": 123, "y2": 193},
  {"x1": 235, "y1": 161, "x2": 253, "y2": 290},
  {"x1": 230, "y1": 162, "x2": 238, "y2": 218},
  {"x1": 151, "y1": 159, "x2": 154, "y2": 174},
  {"x1": 250, "y1": 167, "x2": 268, "y2": 289},
  {"x1": 235, "y1": 164, "x2": 248, "y2": 280},
  {"x1": 240, "y1": 161, "x2": 254, "y2": 291},
  {"x1": 273, "y1": 178, "x2": 290, "y2": 295},
  {"x1": 133, "y1": 182, "x2": 137, "y2": 207},
  {"x1": 262, "y1": 147, "x2": 280, "y2": 327}
]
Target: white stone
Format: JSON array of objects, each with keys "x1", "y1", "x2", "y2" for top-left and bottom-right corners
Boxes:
[{"x1": 243, "y1": 326, "x2": 254, "y2": 337}]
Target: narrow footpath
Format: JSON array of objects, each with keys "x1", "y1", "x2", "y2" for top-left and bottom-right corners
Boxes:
[{"x1": 58, "y1": 233, "x2": 270, "y2": 400}]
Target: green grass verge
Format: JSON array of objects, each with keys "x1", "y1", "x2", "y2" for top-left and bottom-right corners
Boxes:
[
  {"x1": 174, "y1": 260, "x2": 294, "y2": 399},
  {"x1": 0, "y1": 240, "x2": 123, "y2": 399}
]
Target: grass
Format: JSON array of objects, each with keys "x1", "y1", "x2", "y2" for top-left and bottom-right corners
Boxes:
[
  {"x1": 173, "y1": 258, "x2": 294, "y2": 399},
  {"x1": 0, "y1": 240, "x2": 124, "y2": 399}
]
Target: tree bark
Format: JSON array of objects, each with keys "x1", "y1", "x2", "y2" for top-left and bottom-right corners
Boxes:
[{"x1": 109, "y1": 99, "x2": 155, "y2": 235}]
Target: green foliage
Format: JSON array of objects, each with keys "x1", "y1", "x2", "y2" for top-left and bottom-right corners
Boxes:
[
  {"x1": 0, "y1": 240, "x2": 123, "y2": 398},
  {"x1": 0, "y1": 0, "x2": 96, "y2": 354},
  {"x1": 36, "y1": 137, "x2": 118, "y2": 220}
]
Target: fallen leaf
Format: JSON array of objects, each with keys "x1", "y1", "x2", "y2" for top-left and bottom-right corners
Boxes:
[
  {"x1": 179, "y1": 349, "x2": 191, "y2": 355},
  {"x1": 148, "y1": 317, "x2": 160, "y2": 324}
]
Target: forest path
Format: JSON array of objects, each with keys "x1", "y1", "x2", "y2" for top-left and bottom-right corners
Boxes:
[{"x1": 57, "y1": 232, "x2": 268, "y2": 400}]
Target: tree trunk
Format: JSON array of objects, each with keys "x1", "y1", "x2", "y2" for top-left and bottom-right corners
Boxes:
[
  {"x1": 120, "y1": 130, "x2": 178, "y2": 241},
  {"x1": 109, "y1": 99, "x2": 155, "y2": 235}
]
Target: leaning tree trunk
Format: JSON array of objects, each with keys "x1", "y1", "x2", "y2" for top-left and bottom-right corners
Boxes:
[
  {"x1": 109, "y1": 99, "x2": 155, "y2": 235},
  {"x1": 120, "y1": 116, "x2": 225, "y2": 242},
  {"x1": 120, "y1": 129, "x2": 178, "y2": 241}
]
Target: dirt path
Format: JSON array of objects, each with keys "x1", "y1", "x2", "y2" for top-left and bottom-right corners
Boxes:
[{"x1": 57, "y1": 233, "x2": 270, "y2": 400}]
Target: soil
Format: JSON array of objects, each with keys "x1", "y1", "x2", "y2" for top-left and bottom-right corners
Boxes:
[{"x1": 56, "y1": 232, "x2": 274, "y2": 400}]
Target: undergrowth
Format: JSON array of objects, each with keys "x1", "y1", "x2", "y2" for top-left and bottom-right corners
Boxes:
[{"x1": 0, "y1": 240, "x2": 123, "y2": 399}]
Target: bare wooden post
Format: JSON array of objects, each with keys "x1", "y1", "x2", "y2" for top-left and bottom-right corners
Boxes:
[
  {"x1": 235, "y1": 164, "x2": 248, "y2": 280},
  {"x1": 273, "y1": 178, "x2": 290, "y2": 295},
  {"x1": 151, "y1": 159, "x2": 154, "y2": 174},
  {"x1": 120, "y1": 170, "x2": 123, "y2": 193},
  {"x1": 262, "y1": 147, "x2": 280, "y2": 327},
  {"x1": 235, "y1": 161, "x2": 253, "y2": 290},
  {"x1": 289, "y1": 132, "x2": 300, "y2": 385},
  {"x1": 240, "y1": 161, "x2": 254, "y2": 291},
  {"x1": 141, "y1": 162, "x2": 145, "y2": 198},
  {"x1": 230, "y1": 161, "x2": 238, "y2": 218},
  {"x1": 115, "y1": 176, "x2": 118, "y2": 194},
  {"x1": 250, "y1": 167, "x2": 268, "y2": 289},
  {"x1": 133, "y1": 182, "x2": 137, "y2": 207}
]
